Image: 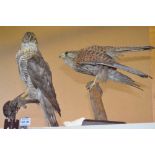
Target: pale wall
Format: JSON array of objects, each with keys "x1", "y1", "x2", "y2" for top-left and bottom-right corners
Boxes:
[{"x1": 0, "y1": 27, "x2": 153, "y2": 127}]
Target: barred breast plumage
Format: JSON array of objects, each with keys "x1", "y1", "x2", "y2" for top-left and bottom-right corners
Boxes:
[
  {"x1": 16, "y1": 32, "x2": 61, "y2": 126},
  {"x1": 16, "y1": 43, "x2": 39, "y2": 98}
]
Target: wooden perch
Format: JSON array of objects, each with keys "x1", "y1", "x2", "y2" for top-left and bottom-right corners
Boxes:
[
  {"x1": 3, "y1": 93, "x2": 39, "y2": 129},
  {"x1": 86, "y1": 81, "x2": 107, "y2": 120},
  {"x1": 3, "y1": 93, "x2": 39, "y2": 120}
]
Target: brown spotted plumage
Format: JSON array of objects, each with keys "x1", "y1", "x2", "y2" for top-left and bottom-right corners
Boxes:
[{"x1": 60, "y1": 45, "x2": 154, "y2": 90}]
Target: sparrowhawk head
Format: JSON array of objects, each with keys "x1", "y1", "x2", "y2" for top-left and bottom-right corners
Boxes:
[
  {"x1": 20, "y1": 32, "x2": 39, "y2": 52},
  {"x1": 22, "y1": 32, "x2": 38, "y2": 44}
]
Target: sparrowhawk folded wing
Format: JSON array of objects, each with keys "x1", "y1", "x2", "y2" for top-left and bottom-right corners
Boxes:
[{"x1": 27, "y1": 55, "x2": 61, "y2": 116}]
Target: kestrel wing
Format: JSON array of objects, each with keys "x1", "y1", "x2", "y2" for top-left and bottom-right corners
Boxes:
[
  {"x1": 76, "y1": 51, "x2": 152, "y2": 79},
  {"x1": 79, "y1": 45, "x2": 155, "y2": 58},
  {"x1": 27, "y1": 55, "x2": 61, "y2": 116},
  {"x1": 75, "y1": 48, "x2": 116, "y2": 68}
]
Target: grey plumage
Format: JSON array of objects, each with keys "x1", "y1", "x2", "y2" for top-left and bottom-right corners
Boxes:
[
  {"x1": 16, "y1": 32, "x2": 61, "y2": 126},
  {"x1": 27, "y1": 55, "x2": 61, "y2": 126},
  {"x1": 60, "y1": 45, "x2": 154, "y2": 90}
]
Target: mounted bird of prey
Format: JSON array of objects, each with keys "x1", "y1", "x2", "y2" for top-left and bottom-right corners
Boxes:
[
  {"x1": 16, "y1": 32, "x2": 61, "y2": 126},
  {"x1": 59, "y1": 45, "x2": 154, "y2": 90}
]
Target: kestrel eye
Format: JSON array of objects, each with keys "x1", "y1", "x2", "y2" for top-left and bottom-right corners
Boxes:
[{"x1": 65, "y1": 52, "x2": 68, "y2": 55}]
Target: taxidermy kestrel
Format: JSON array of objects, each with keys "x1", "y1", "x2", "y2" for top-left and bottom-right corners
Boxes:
[
  {"x1": 16, "y1": 32, "x2": 61, "y2": 126},
  {"x1": 60, "y1": 45, "x2": 154, "y2": 90}
]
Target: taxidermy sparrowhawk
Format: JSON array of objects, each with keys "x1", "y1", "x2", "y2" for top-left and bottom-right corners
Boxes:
[
  {"x1": 16, "y1": 32, "x2": 61, "y2": 126},
  {"x1": 60, "y1": 45, "x2": 154, "y2": 90}
]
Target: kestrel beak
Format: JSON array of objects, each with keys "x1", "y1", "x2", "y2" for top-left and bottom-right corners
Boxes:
[{"x1": 59, "y1": 53, "x2": 65, "y2": 59}]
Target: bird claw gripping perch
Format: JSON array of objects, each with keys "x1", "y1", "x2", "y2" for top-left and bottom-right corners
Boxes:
[{"x1": 86, "y1": 81, "x2": 96, "y2": 90}]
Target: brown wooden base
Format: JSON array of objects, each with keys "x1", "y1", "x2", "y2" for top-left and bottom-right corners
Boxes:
[{"x1": 4, "y1": 119, "x2": 19, "y2": 129}]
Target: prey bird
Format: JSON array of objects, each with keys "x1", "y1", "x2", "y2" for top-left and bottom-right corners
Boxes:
[
  {"x1": 16, "y1": 32, "x2": 61, "y2": 126},
  {"x1": 3, "y1": 93, "x2": 39, "y2": 120},
  {"x1": 59, "y1": 45, "x2": 155, "y2": 90}
]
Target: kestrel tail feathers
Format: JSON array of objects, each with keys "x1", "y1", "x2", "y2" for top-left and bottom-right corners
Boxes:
[
  {"x1": 106, "y1": 46, "x2": 155, "y2": 57},
  {"x1": 110, "y1": 46, "x2": 155, "y2": 53}
]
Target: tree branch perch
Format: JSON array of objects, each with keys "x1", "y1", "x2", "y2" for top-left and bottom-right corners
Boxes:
[{"x1": 86, "y1": 81, "x2": 107, "y2": 120}]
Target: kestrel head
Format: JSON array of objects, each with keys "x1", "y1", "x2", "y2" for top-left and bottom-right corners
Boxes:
[
  {"x1": 59, "y1": 51, "x2": 78, "y2": 68},
  {"x1": 59, "y1": 51, "x2": 78, "y2": 59},
  {"x1": 22, "y1": 32, "x2": 38, "y2": 44}
]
